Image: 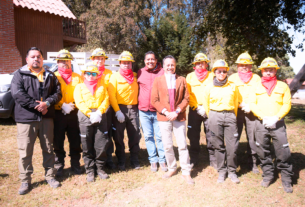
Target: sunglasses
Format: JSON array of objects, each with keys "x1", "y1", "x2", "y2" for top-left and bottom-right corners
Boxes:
[
  {"x1": 215, "y1": 70, "x2": 227, "y2": 74},
  {"x1": 85, "y1": 72, "x2": 98, "y2": 77}
]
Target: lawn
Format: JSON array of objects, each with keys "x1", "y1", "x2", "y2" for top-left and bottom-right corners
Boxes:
[{"x1": 0, "y1": 102, "x2": 305, "y2": 206}]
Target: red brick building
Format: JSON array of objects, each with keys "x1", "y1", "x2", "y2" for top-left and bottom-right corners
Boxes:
[{"x1": 0, "y1": 0, "x2": 86, "y2": 74}]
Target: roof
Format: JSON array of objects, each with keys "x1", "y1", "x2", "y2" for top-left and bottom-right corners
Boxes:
[
  {"x1": 13, "y1": 0, "x2": 76, "y2": 19},
  {"x1": 285, "y1": 78, "x2": 305, "y2": 86}
]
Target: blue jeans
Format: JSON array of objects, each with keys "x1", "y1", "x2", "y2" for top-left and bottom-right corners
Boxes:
[{"x1": 139, "y1": 110, "x2": 166, "y2": 163}]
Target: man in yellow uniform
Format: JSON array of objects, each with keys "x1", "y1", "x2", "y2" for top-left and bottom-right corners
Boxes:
[
  {"x1": 108, "y1": 51, "x2": 141, "y2": 171},
  {"x1": 186, "y1": 53, "x2": 216, "y2": 168},
  {"x1": 250, "y1": 57, "x2": 293, "y2": 193},
  {"x1": 228, "y1": 52, "x2": 261, "y2": 173},
  {"x1": 90, "y1": 48, "x2": 115, "y2": 170},
  {"x1": 53, "y1": 49, "x2": 83, "y2": 177}
]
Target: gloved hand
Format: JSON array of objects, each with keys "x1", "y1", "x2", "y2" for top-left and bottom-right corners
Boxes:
[
  {"x1": 239, "y1": 102, "x2": 246, "y2": 108},
  {"x1": 196, "y1": 106, "x2": 206, "y2": 117},
  {"x1": 68, "y1": 102, "x2": 75, "y2": 110},
  {"x1": 116, "y1": 110, "x2": 125, "y2": 123},
  {"x1": 61, "y1": 103, "x2": 73, "y2": 115},
  {"x1": 242, "y1": 103, "x2": 250, "y2": 114},
  {"x1": 265, "y1": 116, "x2": 279, "y2": 129},
  {"x1": 89, "y1": 110, "x2": 102, "y2": 124}
]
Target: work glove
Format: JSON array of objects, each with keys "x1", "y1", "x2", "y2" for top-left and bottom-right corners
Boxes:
[
  {"x1": 196, "y1": 106, "x2": 206, "y2": 117},
  {"x1": 68, "y1": 102, "x2": 75, "y2": 110},
  {"x1": 239, "y1": 102, "x2": 246, "y2": 108},
  {"x1": 88, "y1": 110, "x2": 102, "y2": 124},
  {"x1": 242, "y1": 103, "x2": 251, "y2": 114},
  {"x1": 263, "y1": 116, "x2": 278, "y2": 129},
  {"x1": 61, "y1": 103, "x2": 73, "y2": 115},
  {"x1": 116, "y1": 110, "x2": 125, "y2": 123}
]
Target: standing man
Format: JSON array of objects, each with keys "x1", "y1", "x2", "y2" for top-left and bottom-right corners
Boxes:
[
  {"x1": 11, "y1": 47, "x2": 62, "y2": 195},
  {"x1": 250, "y1": 57, "x2": 293, "y2": 193},
  {"x1": 90, "y1": 48, "x2": 116, "y2": 169},
  {"x1": 108, "y1": 51, "x2": 141, "y2": 171},
  {"x1": 186, "y1": 53, "x2": 216, "y2": 168},
  {"x1": 228, "y1": 52, "x2": 261, "y2": 173},
  {"x1": 137, "y1": 51, "x2": 167, "y2": 172},
  {"x1": 151, "y1": 55, "x2": 194, "y2": 184},
  {"x1": 53, "y1": 49, "x2": 82, "y2": 177}
]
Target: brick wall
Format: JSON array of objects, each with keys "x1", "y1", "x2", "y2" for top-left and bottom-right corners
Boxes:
[{"x1": 0, "y1": 0, "x2": 22, "y2": 74}]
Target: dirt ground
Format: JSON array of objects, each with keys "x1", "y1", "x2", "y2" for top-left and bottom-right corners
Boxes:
[{"x1": 0, "y1": 101, "x2": 305, "y2": 206}]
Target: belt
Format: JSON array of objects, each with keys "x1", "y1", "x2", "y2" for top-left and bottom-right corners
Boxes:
[
  {"x1": 119, "y1": 104, "x2": 137, "y2": 109},
  {"x1": 211, "y1": 109, "x2": 234, "y2": 113}
]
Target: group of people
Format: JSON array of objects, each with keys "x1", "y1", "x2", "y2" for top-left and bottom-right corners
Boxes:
[{"x1": 11, "y1": 47, "x2": 293, "y2": 195}]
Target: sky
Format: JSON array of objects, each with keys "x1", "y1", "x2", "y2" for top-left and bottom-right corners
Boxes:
[{"x1": 288, "y1": 28, "x2": 305, "y2": 75}]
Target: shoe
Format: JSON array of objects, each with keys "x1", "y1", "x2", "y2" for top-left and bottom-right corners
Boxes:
[
  {"x1": 261, "y1": 179, "x2": 272, "y2": 188},
  {"x1": 46, "y1": 178, "x2": 60, "y2": 188},
  {"x1": 118, "y1": 163, "x2": 126, "y2": 171},
  {"x1": 217, "y1": 174, "x2": 226, "y2": 183},
  {"x1": 181, "y1": 175, "x2": 195, "y2": 185},
  {"x1": 282, "y1": 181, "x2": 293, "y2": 193},
  {"x1": 252, "y1": 166, "x2": 260, "y2": 174},
  {"x1": 55, "y1": 167, "x2": 63, "y2": 177},
  {"x1": 97, "y1": 170, "x2": 109, "y2": 179},
  {"x1": 162, "y1": 170, "x2": 177, "y2": 179},
  {"x1": 190, "y1": 160, "x2": 198, "y2": 168},
  {"x1": 159, "y1": 162, "x2": 168, "y2": 172},
  {"x1": 210, "y1": 161, "x2": 217, "y2": 169},
  {"x1": 18, "y1": 182, "x2": 31, "y2": 195},
  {"x1": 86, "y1": 172, "x2": 95, "y2": 182},
  {"x1": 71, "y1": 165, "x2": 82, "y2": 175},
  {"x1": 105, "y1": 162, "x2": 117, "y2": 170},
  {"x1": 228, "y1": 173, "x2": 240, "y2": 184},
  {"x1": 151, "y1": 163, "x2": 158, "y2": 172},
  {"x1": 131, "y1": 161, "x2": 141, "y2": 170}
]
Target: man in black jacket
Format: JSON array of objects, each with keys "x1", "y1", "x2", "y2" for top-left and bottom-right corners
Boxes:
[{"x1": 11, "y1": 47, "x2": 62, "y2": 195}]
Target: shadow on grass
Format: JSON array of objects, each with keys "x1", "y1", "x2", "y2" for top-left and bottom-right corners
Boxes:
[
  {"x1": 0, "y1": 117, "x2": 16, "y2": 126},
  {"x1": 0, "y1": 174, "x2": 9, "y2": 178},
  {"x1": 291, "y1": 152, "x2": 305, "y2": 185},
  {"x1": 285, "y1": 103, "x2": 305, "y2": 125}
]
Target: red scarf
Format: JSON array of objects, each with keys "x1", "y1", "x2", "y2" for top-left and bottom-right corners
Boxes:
[
  {"x1": 119, "y1": 69, "x2": 134, "y2": 84},
  {"x1": 261, "y1": 76, "x2": 277, "y2": 95},
  {"x1": 238, "y1": 71, "x2": 253, "y2": 83},
  {"x1": 194, "y1": 67, "x2": 208, "y2": 81},
  {"x1": 84, "y1": 79, "x2": 98, "y2": 95},
  {"x1": 98, "y1": 66, "x2": 105, "y2": 79},
  {"x1": 58, "y1": 67, "x2": 72, "y2": 84}
]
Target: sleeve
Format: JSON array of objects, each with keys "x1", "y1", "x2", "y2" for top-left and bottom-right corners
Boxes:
[
  {"x1": 74, "y1": 84, "x2": 91, "y2": 116},
  {"x1": 186, "y1": 75, "x2": 198, "y2": 110},
  {"x1": 108, "y1": 75, "x2": 120, "y2": 112},
  {"x1": 234, "y1": 86, "x2": 241, "y2": 116},
  {"x1": 249, "y1": 86, "x2": 264, "y2": 119},
  {"x1": 11, "y1": 71, "x2": 39, "y2": 109},
  {"x1": 276, "y1": 85, "x2": 291, "y2": 119},
  {"x1": 45, "y1": 75, "x2": 62, "y2": 106},
  {"x1": 202, "y1": 85, "x2": 211, "y2": 117},
  {"x1": 150, "y1": 78, "x2": 163, "y2": 113},
  {"x1": 98, "y1": 85, "x2": 110, "y2": 114},
  {"x1": 177, "y1": 78, "x2": 190, "y2": 112},
  {"x1": 104, "y1": 73, "x2": 112, "y2": 88}
]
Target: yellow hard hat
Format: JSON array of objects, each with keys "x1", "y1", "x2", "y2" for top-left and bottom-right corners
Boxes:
[
  {"x1": 258, "y1": 57, "x2": 280, "y2": 70},
  {"x1": 212, "y1": 59, "x2": 229, "y2": 72},
  {"x1": 90, "y1": 48, "x2": 108, "y2": 60},
  {"x1": 56, "y1": 49, "x2": 74, "y2": 60},
  {"x1": 118, "y1": 51, "x2": 135, "y2": 62},
  {"x1": 81, "y1": 62, "x2": 100, "y2": 74},
  {"x1": 235, "y1": 52, "x2": 254, "y2": 64},
  {"x1": 192, "y1": 53, "x2": 210, "y2": 64}
]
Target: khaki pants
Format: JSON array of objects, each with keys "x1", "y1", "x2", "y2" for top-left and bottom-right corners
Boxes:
[
  {"x1": 158, "y1": 120, "x2": 192, "y2": 175},
  {"x1": 17, "y1": 118, "x2": 56, "y2": 183}
]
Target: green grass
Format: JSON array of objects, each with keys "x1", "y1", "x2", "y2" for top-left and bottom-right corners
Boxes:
[{"x1": 0, "y1": 103, "x2": 305, "y2": 206}]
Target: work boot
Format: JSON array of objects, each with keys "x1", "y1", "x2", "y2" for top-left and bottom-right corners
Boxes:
[
  {"x1": 46, "y1": 178, "x2": 60, "y2": 188},
  {"x1": 282, "y1": 181, "x2": 293, "y2": 193},
  {"x1": 162, "y1": 170, "x2": 177, "y2": 179},
  {"x1": 181, "y1": 175, "x2": 195, "y2": 185},
  {"x1": 252, "y1": 164, "x2": 260, "y2": 174},
  {"x1": 97, "y1": 170, "x2": 109, "y2": 180},
  {"x1": 55, "y1": 167, "x2": 64, "y2": 177},
  {"x1": 228, "y1": 173, "x2": 240, "y2": 184},
  {"x1": 159, "y1": 162, "x2": 168, "y2": 172},
  {"x1": 105, "y1": 162, "x2": 117, "y2": 170},
  {"x1": 151, "y1": 163, "x2": 158, "y2": 172},
  {"x1": 261, "y1": 179, "x2": 272, "y2": 188},
  {"x1": 86, "y1": 172, "x2": 95, "y2": 182},
  {"x1": 131, "y1": 161, "x2": 141, "y2": 170},
  {"x1": 118, "y1": 163, "x2": 126, "y2": 171},
  {"x1": 71, "y1": 165, "x2": 82, "y2": 175},
  {"x1": 18, "y1": 182, "x2": 31, "y2": 195},
  {"x1": 217, "y1": 174, "x2": 226, "y2": 183}
]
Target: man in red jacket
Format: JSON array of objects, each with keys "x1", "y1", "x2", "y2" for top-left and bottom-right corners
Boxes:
[{"x1": 138, "y1": 51, "x2": 167, "y2": 172}]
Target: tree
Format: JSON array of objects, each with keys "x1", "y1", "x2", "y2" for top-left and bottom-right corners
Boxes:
[{"x1": 62, "y1": 0, "x2": 92, "y2": 18}]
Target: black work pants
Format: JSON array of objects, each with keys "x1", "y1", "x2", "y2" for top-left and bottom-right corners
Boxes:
[
  {"x1": 112, "y1": 105, "x2": 141, "y2": 165},
  {"x1": 209, "y1": 110, "x2": 239, "y2": 175},
  {"x1": 187, "y1": 108, "x2": 215, "y2": 164},
  {"x1": 53, "y1": 109, "x2": 82, "y2": 169},
  {"x1": 104, "y1": 106, "x2": 114, "y2": 163},
  {"x1": 254, "y1": 118, "x2": 293, "y2": 183},
  {"x1": 78, "y1": 111, "x2": 109, "y2": 173}
]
